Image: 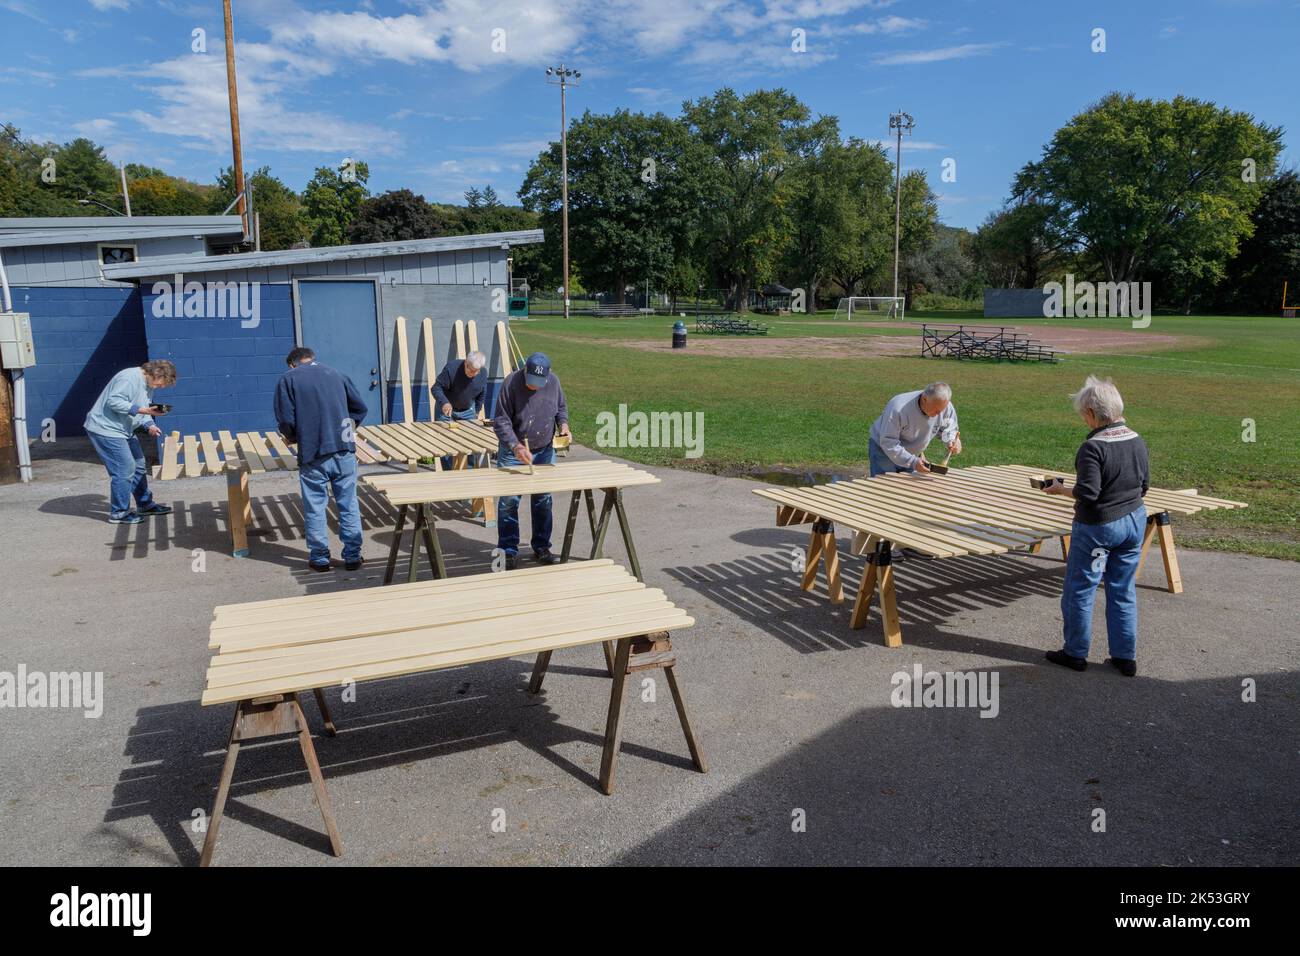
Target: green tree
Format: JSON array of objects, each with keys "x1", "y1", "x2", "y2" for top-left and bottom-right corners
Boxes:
[
  {"x1": 346, "y1": 188, "x2": 448, "y2": 243},
  {"x1": 683, "y1": 88, "x2": 838, "y2": 311},
  {"x1": 970, "y1": 198, "x2": 1068, "y2": 289},
  {"x1": 1213, "y1": 170, "x2": 1300, "y2": 313},
  {"x1": 301, "y1": 161, "x2": 370, "y2": 247},
  {"x1": 519, "y1": 109, "x2": 711, "y2": 304},
  {"x1": 1013, "y1": 93, "x2": 1283, "y2": 305},
  {"x1": 208, "y1": 166, "x2": 305, "y2": 250},
  {"x1": 52, "y1": 137, "x2": 120, "y2": 210},
  {"x1": 128, "y1": 175, "x2": 209, "y2": 216}
]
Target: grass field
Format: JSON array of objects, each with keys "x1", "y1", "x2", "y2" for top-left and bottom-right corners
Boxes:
[{"x1": 511, "y1": 309, "x2": 1300, "y2": 561}]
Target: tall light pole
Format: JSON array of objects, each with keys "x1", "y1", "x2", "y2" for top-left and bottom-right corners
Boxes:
[
  {"x1": 223, "y1": 0, "x2": 248, "y2": 241},
  {"x1": 889, "y1": 110, "x2": 914, "y2": 312},
  {"x1": 546, "y1": 64, "x2": 579, "y2": 319}
]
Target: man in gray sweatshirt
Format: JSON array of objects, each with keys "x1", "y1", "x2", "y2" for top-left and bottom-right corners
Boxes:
[
  {"x1": 868, "y1": 382, "x2": 962, "y2": 476},
  {"x1": 492, "y1": 351, "x2": 571, "y2": 569}
]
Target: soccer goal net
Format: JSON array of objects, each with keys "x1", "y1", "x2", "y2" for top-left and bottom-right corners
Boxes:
[{"x1": 834, "y1": 296, "x2": 905, "y2": 321}]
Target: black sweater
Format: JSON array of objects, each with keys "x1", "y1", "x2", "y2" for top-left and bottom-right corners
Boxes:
[{"x1": 1072, "y1": 420, "x2": 1150, "y2": 525}]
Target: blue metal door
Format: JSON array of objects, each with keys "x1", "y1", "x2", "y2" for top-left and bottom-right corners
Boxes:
[{"x1": 294, "y1": 279, "x2": 384, "y2": 424}]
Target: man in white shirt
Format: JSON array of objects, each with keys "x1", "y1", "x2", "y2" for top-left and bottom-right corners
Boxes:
[{"x1": 868, "y1": 382, "x2": 962, "y2": 477}]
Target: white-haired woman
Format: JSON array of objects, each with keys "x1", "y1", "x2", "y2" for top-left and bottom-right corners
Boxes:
[
  {"x1": 1041, "y1": 375, "x2": 1149, "y2": 676},
  {"x1": 432, "y1": 349, "x2": 487, "y2": 469}
]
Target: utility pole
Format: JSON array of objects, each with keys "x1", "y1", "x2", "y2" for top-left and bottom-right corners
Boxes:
[
  {"x1": 545, "y1": 64, "x2": 580, "y2": 319},
  {"x1": 889, "y1": 110, "x2": 915, "y2": 313},
  {"x1": 223, "y1": 0, "x2": 248, "y2": 240}
]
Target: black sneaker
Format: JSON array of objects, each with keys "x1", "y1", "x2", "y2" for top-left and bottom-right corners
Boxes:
[
  {"x1": 504, "y1": 553, "x2": 518, "y2": 571},
  {"x1": 534, "y1": 550, "x2": 560, "y2": 565},
  {"x1": 138, "y1": 503, "x2": 173, "y2": 516},
  {"x1": 309, "y1": 561, "x2": 333, "y2": 573},
  {"x1": 1108, "y1": 657, "x2": 1137, "y2": 677},
  {"x1": 108, "y1": 512, "x2": 143, "y2": 525},
  {"x1": 344, "y1": 559, "x2": 363, "y2": 571},
  {"x1": 1045, "y1": 649, "x2": 1088, "y2": 671}
]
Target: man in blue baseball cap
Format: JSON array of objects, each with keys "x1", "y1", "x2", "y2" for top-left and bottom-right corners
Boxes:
[{"x1": 491, "y1": 351, "x2": 571, "y2": 570}]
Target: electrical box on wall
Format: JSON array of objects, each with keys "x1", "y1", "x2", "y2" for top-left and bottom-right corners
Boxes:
[{"x1": 0, "y1": 312, "x2": 37, "y2": 368}]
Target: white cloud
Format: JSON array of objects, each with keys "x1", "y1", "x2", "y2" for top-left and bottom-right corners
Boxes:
[
  {"x1": 873, "y1": 42, "x2": 1002, "y2": 65},
  {"x1": 82, "y1": 42, "x2": 399, "y2": 157},
  {"x1": 87, "y1": 0, "x2": 130, "y2": 10},
  {"x1": 268, "y1": 1, "x2": 578, "y2": 71}
]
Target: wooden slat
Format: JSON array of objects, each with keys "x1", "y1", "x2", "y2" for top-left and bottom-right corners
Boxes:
[
  {"x1": 214, "y1": 559, "x2": 622, "y2": 620},
  {"x1": 246, "y1": 431, "x2": 286, "y2": 471},
  {"x1": 235, "y1": 432, "x2": 267, "y2": 473},
  {"x1": 202, "y1": 562, "x2": 692, "y2": 706},
  {"x1": 467, "y1": 319, "x2": 479, "y2": 354},
  {"x1": 454, "y1": 319, "x2": 466, "y2": 359},
  {"x1": 198, "y1": 432, "x2": 225, "y2": 474},
  {"x1": 264, "y1": 431, "x2": 298, "y2": 470},
  {"x1": 363, "y1": 461, "x2": 659, "y2": 505},
  {"x1": 421, "y1": 317, "x2": 437, "y2": 420},
  {"x1": 495, "y1": 320, "x2": 511, "y2": 377},
  {"x1": 182, "y1": 434, "x2": 202, "y2": 478},
  {"x1": 160, "y1": 432, "x2": 182, "y2": 480},
  {"x1": 395, "y1": 315, "x2": 413, "y2": 424}
]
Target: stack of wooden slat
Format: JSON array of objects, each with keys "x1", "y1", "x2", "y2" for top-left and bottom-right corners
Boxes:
[
  {"x1": 363, "y1": 459, "x2": 660, "y2": 505},
  {"x1": 202, "y1": 559, "x2": 692, "y2": 705},
  {"x1": 154, "y1": 421, "x2": 498, "y2": 480}
]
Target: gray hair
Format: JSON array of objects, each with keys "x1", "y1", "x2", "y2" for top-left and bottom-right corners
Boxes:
[
  {"x1": 466, "y1": 350, "x2": 486, "y2": 370},
  {"x1": 923, "y1": 382, "x2": 952, "y2": 402},
  {"x1": 1070, "y1": 375, "x2": 1124, "y2": 423}
]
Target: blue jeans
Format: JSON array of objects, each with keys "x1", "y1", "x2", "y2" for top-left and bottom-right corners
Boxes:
[
  {"x1": 1061, "y1": 506, "x2": 1146, "y2": 660},
  {"x1": 299, "y1": 451, "x2": 362, "y2": 565},
  {"x1": 435, "y1": 406, "x2": 479, "y2": 471},
  {"x1": 496, "y1": 442, "x2": 554, "y2": 555},
  {"x1": 88, "y1": 431, "x2": 156, "y2": 518},
  {"x1": 868, "y1": 438, "x2": 910, "y2": 477}
]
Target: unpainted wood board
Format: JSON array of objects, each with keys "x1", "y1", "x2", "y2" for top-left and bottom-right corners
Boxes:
[{"x1": 203, "y1": 610, "x2": 694, "y2": 705}]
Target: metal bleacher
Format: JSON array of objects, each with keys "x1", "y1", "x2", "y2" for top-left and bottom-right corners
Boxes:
[
  {"x1": 920, "y1": 324, "x2": 1059, "y2": 362},
  {"x1": 695, "y1": 314, "x2": 770, "y2": 335}
]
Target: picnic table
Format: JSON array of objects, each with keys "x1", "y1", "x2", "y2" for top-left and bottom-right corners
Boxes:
[
  {"x1": 196, "y1": 559, "x2": 706, "y2": 865},
  {"x1": 151, "y1": 421, "x2": 499, "y2": 556},
  {"x1": 754, "y1": 463, "x2": 1247, "y2": 647},
  {"x1": 362, "y1": 459, "x2": 661, "y2": 586}
]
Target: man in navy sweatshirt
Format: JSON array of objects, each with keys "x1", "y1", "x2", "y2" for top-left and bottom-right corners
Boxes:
[
  {"x1": 491, "y1": 351, "x2": 570, "y2": 570},
  {"x1": 274, "y1": 347, "x2": 369, "y2": 572}
]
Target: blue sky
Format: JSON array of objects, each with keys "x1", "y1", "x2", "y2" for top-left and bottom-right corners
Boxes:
[{"x1": 2, "y1": 0, "x2": 1297, "y2": 230}]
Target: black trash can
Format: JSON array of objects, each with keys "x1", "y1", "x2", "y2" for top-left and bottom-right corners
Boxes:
[{"x1": 672, "y1": 320, "x2": 687, "y2": 349}]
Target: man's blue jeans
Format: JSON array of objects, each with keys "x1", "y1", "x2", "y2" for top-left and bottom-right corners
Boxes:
[
  {"x1": 299, "y1": 451, "x2": 363, "y2": 565},
  {"x1": 868, "y1": 438, "x2": 910, "y2": 477},
  {"x1": 435, "y1": 406, "x2": 479, "y2": 471},
  {"x1": 88, "y1": 431, "x2": 156, "y2": 518},
  {"x1": 496, "y1": 442, "x2": 554, "y2": 555},
  {"x1": 1061, "y1": 506, "x2": 1146, "y2": 660}
]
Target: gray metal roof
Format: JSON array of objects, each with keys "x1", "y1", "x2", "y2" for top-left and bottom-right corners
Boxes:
[
  {"x1": 101, "y1": 229, "x2": 544, "y2": 279},
  {"x1": 0, "y1": 215, "x2": 244, "y2": 249}
]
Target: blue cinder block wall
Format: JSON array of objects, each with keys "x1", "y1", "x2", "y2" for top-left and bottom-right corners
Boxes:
[
  {"x1": 141, "y1": 284, "x2": 296, "y2": 438},
  {"x1": 14, "y1": 286, "x2": 146, "y2": 438}
]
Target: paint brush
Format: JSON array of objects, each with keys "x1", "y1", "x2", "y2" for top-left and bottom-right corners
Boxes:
[
  {"x1": 929, "y1": 431, "x2": 958, "y2": 475},
  {"x1": 524, "y1": 437, "x2": 534, "y2": 476}
]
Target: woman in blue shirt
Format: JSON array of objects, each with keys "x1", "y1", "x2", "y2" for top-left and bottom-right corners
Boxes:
[{"x1": 83, "y1": 359, "x2": 177, "y2": 524}]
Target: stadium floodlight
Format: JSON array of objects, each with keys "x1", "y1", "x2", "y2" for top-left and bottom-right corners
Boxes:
[
  {"x1": 546, "y1": 63, "x2": 581, "y2": 319},
  {"x1": 889, "y1": 110, "x2": 915, "y2": 309}
]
